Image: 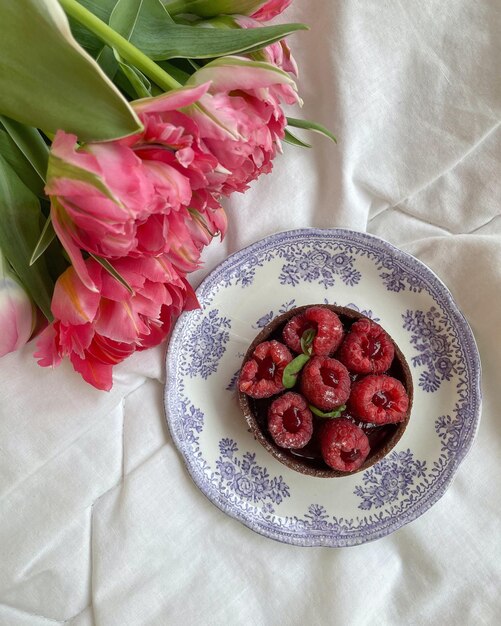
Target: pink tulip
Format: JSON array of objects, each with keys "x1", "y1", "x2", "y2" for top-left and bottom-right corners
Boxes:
[
  {"x1": 45, "y1": 84, "x2": 222, "y2": 291},
  {"x1": 187, "y1": 57, "x2": 300, "y2": 193},
  {"x1": 0, "y1": 254, "x2": 34, "y2": 357},
  {"x1": 130, "y1": 84, "x2": 230, "y2": 256},
  {"x1": 251, "y1": 0, "x2": 292, "y2": 21},
  {"x1": 235, "y1": 15, "x2": 298, "y2": 76},
  {"x1": 130, "y1": 84, "x2": 225, "y2": 197},
  {"x1": 34, "y1": 256, "x2": 198, "y2": 390}
]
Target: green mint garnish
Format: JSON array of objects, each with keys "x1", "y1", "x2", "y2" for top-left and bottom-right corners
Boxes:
[
  {"x1": 309, "y1": 404, "x2": 346, "y2": 419},
  {"x1": 300, "y1": 328, "x2": 316, "y2": 356},
  {"x1": 282, "y1": 354, "x2": 310, "y2": 388}
]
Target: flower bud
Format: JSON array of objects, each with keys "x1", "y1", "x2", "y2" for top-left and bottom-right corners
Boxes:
[{"x1": 0, "y1": 253, "x2": 35, "y2": 357}]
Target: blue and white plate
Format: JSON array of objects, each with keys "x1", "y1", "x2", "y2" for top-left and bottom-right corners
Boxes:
[{"x1": 164, "y1": 229, "x2": 481, "y2": 547}]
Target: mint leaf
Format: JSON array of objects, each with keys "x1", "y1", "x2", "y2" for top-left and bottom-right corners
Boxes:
[
  {"x1": 282, "y1": 353, "x2": 310, "y2": 389},
  {"x1": 309, "y1": 404, "x2": 346, "y2": 419},
  {"x1": 300, "y1": 328, "x2": 316, "y2": 356}
]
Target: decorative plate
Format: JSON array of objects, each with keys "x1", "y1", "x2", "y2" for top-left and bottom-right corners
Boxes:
[{"x1": 164, "y1": 229, "x2": 481, "y2": 547}]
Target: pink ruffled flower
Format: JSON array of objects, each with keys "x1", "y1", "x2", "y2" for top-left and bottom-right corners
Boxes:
[
  {"x1": 46, "y1": 84, "x2": 225, "y2": 290},
  {"x1": 187, "y1": 57, "x2": 301, "y2": 193},
  {"x1": 130, "y1": 86, "x2": 229, "y2": 254},
  {"x1": 251, "y1": 0, "x2": 292, "y2": 21},
  {"x1": 34, "y1": 256, "x2": 198, "y2": 391}
]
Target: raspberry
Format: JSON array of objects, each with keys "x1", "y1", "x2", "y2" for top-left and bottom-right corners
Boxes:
[
  {"x1": 300, "y1": 356, "x2": 351, "y2": 411},
  {"x1": 238, "y1": 340, "x2": 293, "y2": 398},
  {"x1": 349, "y1": 375, "x2": 409, "y2": 424},
  {"x1": 338, "y1": 319, "x2": 395, "y2": 374},
  {"x1": 320, "y1": 418, "x2": 370, "y2": 472},
  {"x1": 268, "y1": 392, "x2": 313, "y2": 449},
  {"x1": 282, "y1": 306, "x2": 344, "y2": 355}
]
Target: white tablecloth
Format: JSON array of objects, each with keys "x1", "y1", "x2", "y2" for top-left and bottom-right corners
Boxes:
[{"x1": 1, "y1": 2, "x2": 500, "y2": 624}]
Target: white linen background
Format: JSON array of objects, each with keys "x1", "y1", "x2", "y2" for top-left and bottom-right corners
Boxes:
[{"x1": 0, "y1": 1, "x2": 500, "y2": 624}]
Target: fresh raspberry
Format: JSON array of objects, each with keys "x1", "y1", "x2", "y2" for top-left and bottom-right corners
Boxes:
[
  {"x1": 238, "y1": 340, "x2": 293, "y2": 398},
  {"x1": 300, "y1": 356, "x2": 351, "y2": 411},
  {"x1": 349, "y1": 375, "x2": 409, "y2": 424},
  {"x1": 282, "y1": 306, "x2": 344, "y2": 355},
  {"x1": 338, "y1": 319, "x2": 395, "y2": 374},
  {"x1": 268, "y1": 392, "x2": 313, "y2": 449},
  {"x1": 320, "y1": 418, "x2": 370, "y2": 472}
]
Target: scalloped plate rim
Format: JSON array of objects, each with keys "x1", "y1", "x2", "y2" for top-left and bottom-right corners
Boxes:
[{"x1": 164, "y1": 227, "x2": 482, "y2": 547}]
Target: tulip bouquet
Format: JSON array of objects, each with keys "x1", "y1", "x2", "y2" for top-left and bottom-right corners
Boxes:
[{"x1": 0, "y1": 0, "x2": 334, "y2": 390}]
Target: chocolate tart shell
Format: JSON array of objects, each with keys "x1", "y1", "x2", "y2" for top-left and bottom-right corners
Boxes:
[{"x1": 238, "y1": 305, "x2": 414, "y2": 478}]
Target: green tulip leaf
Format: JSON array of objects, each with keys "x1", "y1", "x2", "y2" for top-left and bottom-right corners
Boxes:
[
  {"x1": 110, "y1": 0, "x2": 174, "y2": 35},
  {"x1": 70, "y1": 2, "x2": 121, "y2": 80},
  {"x1": 0, "y1": 116, "x2": 49, "y2": 188},
  {"x1": 0, "y1": 129, "x2": 45, "y2": 197},
  {"x1": 67, "y1": 0, "x2": 120, "y2": 53},
  {"x1": 157, "y1": 61, "x2": 191, "y2": 84},
  {"x1": 125, "y1": 14, "x2": 307, "y2": 60},
  {"x1": 283, "y1": 128, "x2": 312, "y2": 149},
  {"x1": 286, "y1": 117, "x2": 337, "y2": 144},
  {"x1": 113, "y1": 69, "x2": 142, "y2": 100},
  {"x1": 108, "y1": 0, "x2": 170, "y2": 97},
  {"x1": 118, "y1": 62, "x2": 153, "y2": 97},
  {"x1": 0, "y1": 156, "x2": 54, "y2": 320},
  {"x1": 282, "y1": 353, "x2": 310, "y2": 389},
  {"x1": 164, "y1": 0, "x2": 269, "y2": 18},
  {"x1": 30, "y1": 217, "x2": 57, "y2": 266},
  {"x1": 95, "y1": 45, "x2": 120, "y2": 80},
  {"x1": 0, "y1": 0, "x2": 141, "y2": 141}
]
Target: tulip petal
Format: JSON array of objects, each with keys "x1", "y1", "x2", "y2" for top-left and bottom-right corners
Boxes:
[
  {"x1": 132, "y1": 83, "x2": 211, "y2": 115},
  {"x1": 85, "y1": 142, "x2": 154, "y2": 216},
  {"x1": 0, "y1": 270, "x2": 34, "y2": 356},
  {"x1": 49, "y1": 131, "x2": 99, "y2": 176},
  {"x1": 51, "y1": 265, "x2": 101, "y2": 325},
  {"x1": 188, "y1": 57, "x2": 297, "y2": 93},
  {"x1": 131, "y1": 282, "x2": 168, "y2": 318},
  {"x1": 137, "y1": 306, "x2": 171, "y2": 350},
  {"x1": 99, "y1": 268, "x2": 133, "y2": 302},
  {"x1": 135, "y1": 214, "x2": 169, "y2": 256},
  {"x1": 182, "y1": 279, "x2": 200, "y2": 312},
  {"x1": 87, "y1": 334, "x2": 135, "y2": 365},
  {"x1": 47, "y1": 133, "x2": 122, "y2": 205},
  {"x1": 34, "y1": 323, "x2": 62, "y2": 367},
  {"x1": 207, "y1": 205, "x2": 228, "y2": 239},
  {"x1": 50, "y1": 199, "x2": 100, "y2": 292},
  {"x1": 70, "y1": 351, "x2": 114, "y2": 391},
  {"x1": 251, "y1": 0, "x2": 292, "y2": 21},
  {"x1": 58, "y1": 322, "x2": 94, "y2": 359},
  {"x1": 94, "y1": 298, "x2": 150, "y2": 343},
  {"x1": 142, "y1": 160, "x2": 192, "y2": 209}
]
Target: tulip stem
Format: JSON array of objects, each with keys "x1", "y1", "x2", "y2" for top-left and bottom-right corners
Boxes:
[{"x1": 59, "y1": 0, "x2": 182, "y2": 92}]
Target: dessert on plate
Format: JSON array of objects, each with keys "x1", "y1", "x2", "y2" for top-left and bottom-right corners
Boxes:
[{"x1": 238, "y1": 304, "x2": 413, "y2": 477}]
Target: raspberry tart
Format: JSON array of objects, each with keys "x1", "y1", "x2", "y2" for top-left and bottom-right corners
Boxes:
[{"x1": 238, "y1": 304, "x2": 413, "y2": 477}]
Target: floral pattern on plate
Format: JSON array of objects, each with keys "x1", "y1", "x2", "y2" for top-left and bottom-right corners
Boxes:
[{"x1": 165, "y1": 229, "x2": 481, "y2": 547}]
